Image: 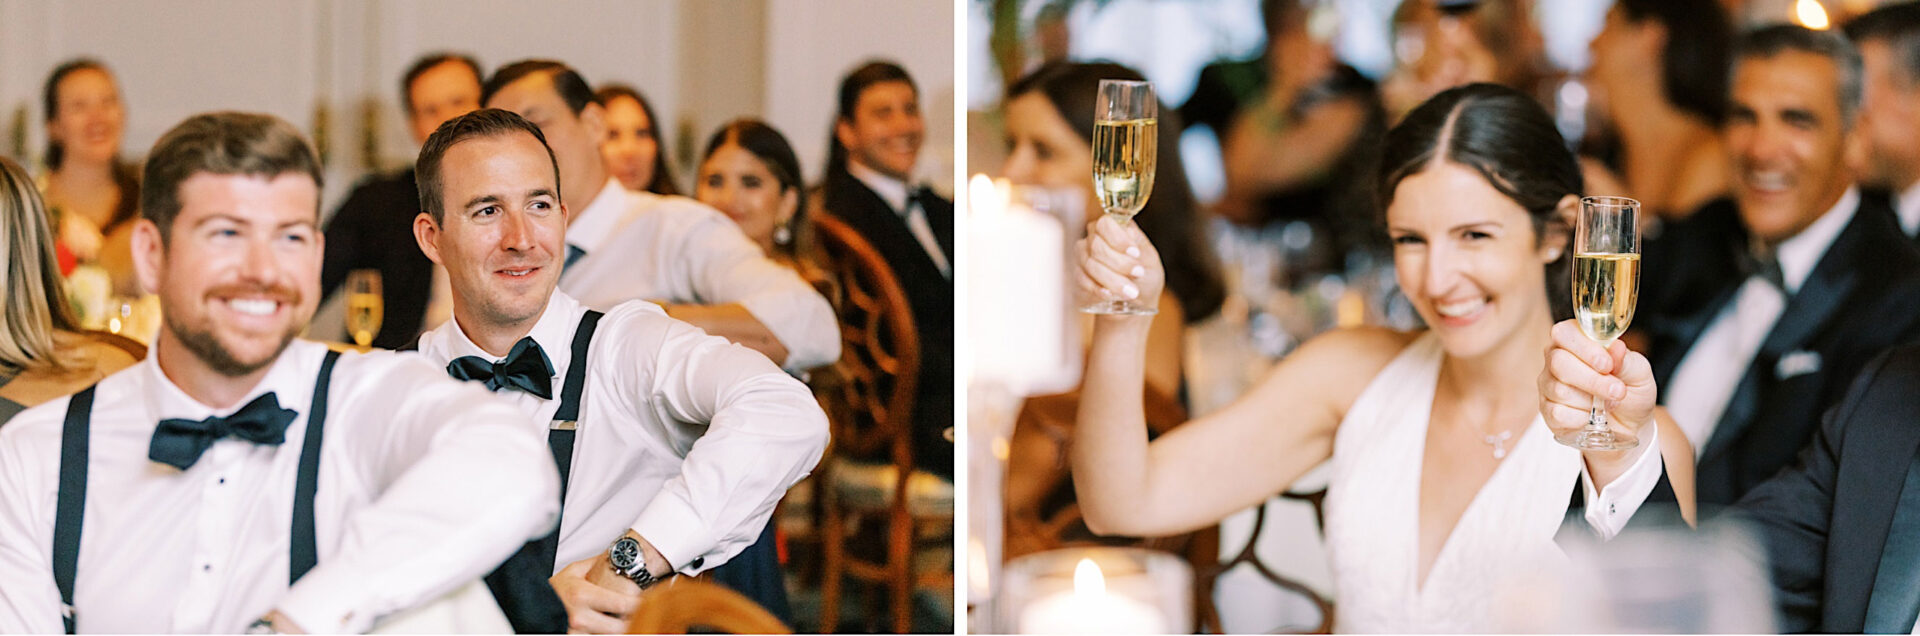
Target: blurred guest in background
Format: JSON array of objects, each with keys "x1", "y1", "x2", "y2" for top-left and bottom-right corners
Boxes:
[
  {"x1": 998, "y1": 61, "x2": 1225, "y2": 554},
  {"x1": 1639, "y1": 25, "x2": 1920, "y2": 507},
  {"x1": 1380, "y1": 0, "x2": 1547, "y2": 123},
  {"x1": 1846, "y1": 2, "x2": 1920, "y2": 241},
  {"x1": 484, "y1": 60, "x2": 838, "y2": 373},
  {"x1": 0, "y1": 156, "x2": 138, "y2": 425},
  {"x1": 1584, "y1": 0, "x2": 1733, "y2": 221},
  {"x1": 596, "y1": 84, "x2": 679, "y2": 196},
  {"x1": 321, "y1": 52, "x2": 483, "y2": 349},
  {"x1": 1072, "y1": 83, "x2": 1695, "y2": 632},
  {"x1": 820, "y1": 60, "x2": 953, "y2": 479},
  {"x1": 697, "y1": 119, "x2": 809, "y2": 261},
  {"x1": 1185, "y1": 0, "x2": 1384, "y2": 268},
  {"x1": 39, "y1": 59, "x2": 141, "y2": 294}
]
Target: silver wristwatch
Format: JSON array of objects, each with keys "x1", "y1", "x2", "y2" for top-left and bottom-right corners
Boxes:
[{"x1": 607, "y1": 535, "x2": 660, "y2": 589}]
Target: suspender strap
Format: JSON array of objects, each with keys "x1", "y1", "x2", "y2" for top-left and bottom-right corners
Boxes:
[
  {"x1": 483, "y1": 311, "x2": 601, "y2": 633},
  {"x1": 547, "y1": 309, "x2": 601, "y2": 508},
  {"x1": 290, "y1": 350, "x2": 341, "y2": 584},
  {"x1": 53, "y1": 386, "x2": 96, "y2": 635}
]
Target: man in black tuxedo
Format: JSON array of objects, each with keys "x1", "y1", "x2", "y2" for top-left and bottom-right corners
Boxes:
[
  {"x1": 319, "y1": 53, "x2": 482, "y2": 348},
  {"x1": 1636, "y1": 25, "x2": 1920, "y2": 507},
  {"x1": 1846, "y1": 2, "x2": 1920, "y2": 241},
  {"x1": 819, "y1": 60, "x2": 954, "y2": 479}
]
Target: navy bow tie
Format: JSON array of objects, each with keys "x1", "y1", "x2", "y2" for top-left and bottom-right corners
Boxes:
[
  {"x1": 447, "y1": 337, "x2": 555, "y2": 399},
  {"x1": 149, "y1": 392, "x2": 299, "y2": 470}
]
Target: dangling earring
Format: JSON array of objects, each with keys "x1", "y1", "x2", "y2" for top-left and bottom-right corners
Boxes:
[{"x1": 774, "y1": 222, "x2": 793, "y2": 246}]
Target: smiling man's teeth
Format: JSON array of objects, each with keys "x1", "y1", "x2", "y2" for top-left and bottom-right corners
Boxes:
[
  {"x1": 1435, "y1": 299, "x2": 1486, "y2": 318},
  {"x1": 1749, "y1": 172, "x2": 1789, "y2": 191},
  {"x1": 228, "y1": 299, "x2": 277, "y2": 316},
  {"x1": 502, "y1": 269, "x2": 532, "y2": 277}
]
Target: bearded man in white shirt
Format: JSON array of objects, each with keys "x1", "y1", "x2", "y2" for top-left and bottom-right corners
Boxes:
[
  {"x1": 408, "y1": 108, "x2": 828, "y2": 633},
  {"x1": 0, "y1": 112, "x2": 559, "y2": 633},
  {"x1": 475, "y1": 59, "x2": 838, "y2": 375}
]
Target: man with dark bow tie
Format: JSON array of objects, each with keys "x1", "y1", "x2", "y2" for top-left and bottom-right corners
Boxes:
[
  {"x1": 0, "y1": 112, "x2": 559, "y2": 633},
  {"x1": 1635, "y1": 24, "x2": 1920, "y2": 507},
  {"x1": 408, "y1": 108, "x2": 828, "y2": 634}
]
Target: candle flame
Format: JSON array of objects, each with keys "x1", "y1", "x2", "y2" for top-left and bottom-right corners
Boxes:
[
  {"x1": 1794, "y1": 0, "x2": 1830, "y2": 30},
  {"x1": 1073, "y1": 558, "x2": 1106, "y2": 596},
  {"x1": 968, "y1": 174, "x2": 999, "y2": 216}
]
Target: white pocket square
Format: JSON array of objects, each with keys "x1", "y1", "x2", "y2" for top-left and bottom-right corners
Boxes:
[{"x1": 1776, "y1": 350, "x2": 1822, "y2": 379}]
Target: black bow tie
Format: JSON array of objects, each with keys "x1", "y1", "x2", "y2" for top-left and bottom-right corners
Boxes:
[
  {"x1": 149, "y1": 392, "x2": 299, "y2": 470},
  {"x1": 1738, "y1": 247, "x2": 1788, "y2": 293},
  {"x1": 447, "y1": 337, "x2": 554, "y2": 399}
]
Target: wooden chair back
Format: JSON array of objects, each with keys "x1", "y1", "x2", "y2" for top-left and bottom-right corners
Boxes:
[{"x1": 625, "y1": 579, "x2": 791, "y2": 634}]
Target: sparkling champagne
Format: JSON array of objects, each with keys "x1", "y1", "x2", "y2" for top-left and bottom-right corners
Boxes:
[
  {"x1": 347, "y1": 292, "x2": 383, "y2": 347},
  {"x1": 1573, "y1": 252, "x2": 1640, "y2": 344},
  {"x1": 1091, "y1": 118, "x2": 1157, "y2": 219}
]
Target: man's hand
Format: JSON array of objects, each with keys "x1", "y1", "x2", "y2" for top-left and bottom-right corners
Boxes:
[
  {"x1": 1539, "y1": 320, "x2": 1660, "y2": 488},
  {"x1": 551, "y1": 556, "x2": 639, "y2": 634}
]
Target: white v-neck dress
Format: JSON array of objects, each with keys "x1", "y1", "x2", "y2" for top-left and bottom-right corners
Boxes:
[{"x1": 1322, "y1": 333, "x2": 1582, "y2": 632}]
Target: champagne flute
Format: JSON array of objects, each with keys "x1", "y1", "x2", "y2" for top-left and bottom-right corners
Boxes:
[
  {"x1": 1083, "y1": 78, "x2": 1158, "y2": 315},
  {"x1": 345, "y1": 269, "x2": 384, "y2": 349},
  {"x1": 1563, "y1": 196, "x2": 1641, "y2": 451}
]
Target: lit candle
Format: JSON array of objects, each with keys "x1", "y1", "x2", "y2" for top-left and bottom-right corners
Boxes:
[
  {"x1": 966, "y1": 174, "x2": 1067, "y2": 394},
  {"x1": 1016, "y1": 558, "x2": 1171, "y2": 634}
]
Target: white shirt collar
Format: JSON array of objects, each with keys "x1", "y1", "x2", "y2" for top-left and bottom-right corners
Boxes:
[
  {"x1": 847, "y1": 160, "x2": 912, "y2": 215},
  {"x1": 441, "y1": 291, "x2": 585, "y2": 377},
  {"x1": 1896, "y1": 180, "x2": 1920, "y2": 237},
  {"x1": 1774, "y1": 185, "x2": 1860, "y2": 294},
  {"x1": 142, "y1": 339, "x2": 324, "y2": 420},
  {"x1": 565, "y1": 178, "x2": 632, "y2": 253}
]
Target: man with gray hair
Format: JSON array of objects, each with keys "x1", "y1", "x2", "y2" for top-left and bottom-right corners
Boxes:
[{"x1": 1633, "y1": 24, "x2": 1920, "y2": 507}]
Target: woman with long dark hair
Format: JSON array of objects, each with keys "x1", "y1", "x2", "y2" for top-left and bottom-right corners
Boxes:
[
  {"x1": 596, "y1": 84, "x2": 679, "y2": 195},
  {"x1": 1072, "y1": 84, "x2": 1696, "y2": 631},
  {"x1": 997, "y1": 61, "x2": 1226, "y2": 556},
  {"x1": 39, "y1": 59, "x2": 141, "y2": 293}
]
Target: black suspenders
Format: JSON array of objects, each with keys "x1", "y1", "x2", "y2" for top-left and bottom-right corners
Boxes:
[
  {"x1": 481, "y1": 309, "x2": 601, "y2": 634},
  {"x1": 51, "y1": 350, "x2": 341, "y2": 634}
]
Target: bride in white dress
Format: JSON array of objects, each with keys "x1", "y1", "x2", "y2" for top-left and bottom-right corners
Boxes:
[{"x1": 1072, "y1": 83, "x2": 1698, "y2": 632}]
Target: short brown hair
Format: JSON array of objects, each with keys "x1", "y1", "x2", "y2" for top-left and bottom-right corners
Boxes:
[
  {"x1": 140, "y1": 112, "x2": 323, "y2": 242},
  {"x1": 415, "y1": 108, "x2": 559, "y2": 223}
]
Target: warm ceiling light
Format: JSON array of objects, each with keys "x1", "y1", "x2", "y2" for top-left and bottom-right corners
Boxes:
[{"x1": 1795, "y1": 0, "x2": 1831, "y2": 30}]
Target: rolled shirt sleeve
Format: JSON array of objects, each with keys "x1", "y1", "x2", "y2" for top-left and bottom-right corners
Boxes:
[{"x1": 610, "y1": 308, "x2": 829, "y2": 574}]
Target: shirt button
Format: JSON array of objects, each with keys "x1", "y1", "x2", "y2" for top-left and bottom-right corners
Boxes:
[
  {"x1": 202, "y1": 564, "x2": 212, "y2": 572},
  {"x1": 689, "y1": 557, "x2": 704, "y2": 569},
  {"x1": 1608, "y1": 503, "x2": 1617, "y2": 516}
]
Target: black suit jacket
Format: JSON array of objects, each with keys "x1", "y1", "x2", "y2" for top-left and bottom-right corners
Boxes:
[
  {"x1": 1641, "y1": 195, "x2": 1920, "y2": 505},
  {"x1": 1733, "y1": 345, "x2": 1920, "y2": 633},
  {"x1": 319, "y1": 168, "x2": 437, "y2": 350},
  {"x1": 820, "y1": 168, "x2": 955, "y2": 479}
]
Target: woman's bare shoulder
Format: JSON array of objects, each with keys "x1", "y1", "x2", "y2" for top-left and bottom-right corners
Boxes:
[{"x1": 1267, "y1": 327, "x2": 1425, "y2": 403}]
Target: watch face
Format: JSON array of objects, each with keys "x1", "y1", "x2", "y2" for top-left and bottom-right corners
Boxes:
[{"x1": 610, "y1": 537, "x2": 640, "y2": 571}]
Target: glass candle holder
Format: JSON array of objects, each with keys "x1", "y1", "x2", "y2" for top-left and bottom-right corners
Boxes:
[{"x1": 997, "y1": 547, "x2": 1192, "y2": 634}]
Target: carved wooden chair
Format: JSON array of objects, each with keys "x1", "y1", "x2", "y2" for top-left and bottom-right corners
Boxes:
[
  {"x1": 626, "y1": 578, "x2": 790, "y2": 634},
  {"x1": 811, "y1": 213, "x2": 954, "y2": 633}
]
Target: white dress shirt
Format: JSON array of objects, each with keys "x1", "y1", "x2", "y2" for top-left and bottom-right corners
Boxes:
[
  {"x1": 0, "y1": 341, "x2": 558, "y2": 634},
  {"x1": 1665, "y1": 187, "x2": 1859, "y2": 453},
  {"x1": 1896, "y1": 180, "x2": 1920, "y2": 238},
  {"x1": 847, "y1": 161, "x2": 951, "y2": 277},
  {"x1": 415, "y1": 291, "x2": 828, "y2": 576},
  {"x1": 1580, "y1": 422, "x2": 1667, "y2": 540},
  {"x1": 558, "y1": 178, "x2": 840, "y2": 372}
]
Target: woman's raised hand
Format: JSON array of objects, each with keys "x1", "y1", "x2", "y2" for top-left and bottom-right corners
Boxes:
[{"x1": 1076, "y1": 216, "x2": 1164, "y2": 313}]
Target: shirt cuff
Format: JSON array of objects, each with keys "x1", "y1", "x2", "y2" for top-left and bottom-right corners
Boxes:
[
  {"x1": 631, "y1": 495, "x2": 719, "y2": 576},
  {"x1": 1581, "y1": 422, "x2": 1665, "y2": 541},
  {"x1": 276, "y1": 577, "x2": 376, "y2": 634},
  {"x1": 737, "y1": 291, "x2": 838, "y2": 373}
]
